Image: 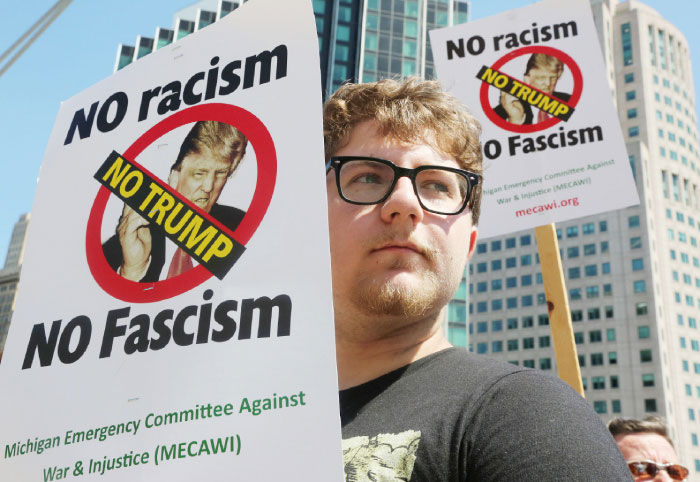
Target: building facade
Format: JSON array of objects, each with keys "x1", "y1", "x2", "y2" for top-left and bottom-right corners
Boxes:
[
  {"x1": 466, "y1": 0, "x2": 700, "y2": 474},
  {"x1": 0, "y1": 213, "x2": 30, "y2": 355},
  {"x1": 115, "y1": 0, "x2": 470, "y2": 96}
]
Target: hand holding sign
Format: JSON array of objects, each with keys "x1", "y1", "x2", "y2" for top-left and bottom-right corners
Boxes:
[
  {"x1": 499, "y1": 91, "x2": 526, "y2": 125},
  {"x1": 117, "y1": 205, "x2": 152, "y2": 281}
]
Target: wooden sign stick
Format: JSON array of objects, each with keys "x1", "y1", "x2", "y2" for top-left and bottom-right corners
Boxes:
[{"x1": 534, "y1": 223, "x2": 584, "y2": 396}]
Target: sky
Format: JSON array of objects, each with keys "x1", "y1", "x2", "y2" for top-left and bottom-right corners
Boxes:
[{"x1": 0, "y1": 0, "x2": 698, "y2": 262}]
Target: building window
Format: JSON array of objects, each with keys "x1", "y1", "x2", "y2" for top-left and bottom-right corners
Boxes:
[
  {"x1": 566, "y1": 226, "x2": 579, "y2": 238},
  {"x1": 607, "y1": 328, "x2": 616, "y2": 341},
  {"x1": 539, "y1": 358, "x2": 551, "y2": 370},
  {"x1": 642, "y1": 374, "x2": 655, "y2": 387},
  {"x1": 638, "y1": 326, "x2": 651, "y2": 339},
  {"x1": 523, "y1": 359, "x2": 534, "y2": 368},
  {"x1": 634, "y1": 280, "x2": 646, "y2": 293},
  {"x1": 632, "y1": 258, "x2": 644, "y2": 271},
  {"x1": 592, "y1": 376, "x2": 606, "y2": 389},
  {"x1": 539, "y1": 335, "x2": 550, "y2": 348},
  {"x1": 644, "y1": 399, "x2": 657, "y2": 413},
  {"x1": 609, "y1": 352, "x2": 618, "y2": 365},
  {"x1": 611, "y1": 375, "x2": 619, "y2": 388},
  {"x1": 628, "y1": 126, "x2": 639, "y2": 137},
  {"x1": 629, "y1": 215, "x2": 640, "y2": 227},
  {"x1": 507, "y1": 339, "x2": 518, "y2": 351},
  {"x1": 571, "y1": 310, "x2": 583, "y2": 322},
  {"x1": 612, "y1": 400, "x2": 622, "y2": 413},
  {"x1": 523, "y1": 337, "x2": 535, "y2": 349},
  {"x1": 591, "y1": 353, "x2": 604, "y2": 366},
  {"x1": 477, "y1": 343, "x2": 488, "y2": 354},
  {"x1": 640, "y1": 349, "x2": 652, "y2": 362},
  {"x1": 624, "y1": 73, "x2": 634, "y2": 83},
  {"x1": 589, "y1": 330, "x2": 603, "y2": 343},
  {"x1": 507, "y1": 318, "x2": 518, "y2": 330},
  {"x1": 621, "y1": 22, "x2": 633, "y2": 65},
  {"x1": 593, "y1": 401, "x2": 607, "y2": 414},
  {"x1": 626, "y1": 90, "x2": 636, "y2": 101}
]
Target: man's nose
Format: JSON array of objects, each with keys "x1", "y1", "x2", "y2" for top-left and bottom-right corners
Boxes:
[
  {"x1": 201, "y1": 174, "x2": 215, "y2": 192},
  {"x1": 653, "y1": 469, "x2": 673, "y2": 482},
  {"x1": 379, "y1": 176, "x2": 424, "y2": 224}
]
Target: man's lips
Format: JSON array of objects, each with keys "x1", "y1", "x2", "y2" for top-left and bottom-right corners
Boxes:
[{"x1": 372, "y1": 242, "x2": 424, "y2": 256}]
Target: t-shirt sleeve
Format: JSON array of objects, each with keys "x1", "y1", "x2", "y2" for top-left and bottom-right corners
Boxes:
[{"x1": 463, "y1": 369, "x2": 633, "y2": 482}]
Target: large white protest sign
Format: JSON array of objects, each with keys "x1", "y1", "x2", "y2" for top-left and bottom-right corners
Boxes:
[
  {"x1": 430, "y1": 0, "x2": 639, "y2": 238},
  {"x1": 0, "y1": 0, "x2": 344, "y2": 480}
]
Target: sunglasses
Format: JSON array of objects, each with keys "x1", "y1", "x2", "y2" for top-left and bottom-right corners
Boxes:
[{"x1": 627, "y1": 460, "x2": 689, "y2": 480}]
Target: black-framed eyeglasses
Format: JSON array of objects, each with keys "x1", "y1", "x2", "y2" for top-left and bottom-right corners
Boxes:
[
  {"x1": 326, "y1": 156, "x2": 481, "y2": 215},
  {"x1": 627, "y1": 460, "x2": 689, "y2": 481}
]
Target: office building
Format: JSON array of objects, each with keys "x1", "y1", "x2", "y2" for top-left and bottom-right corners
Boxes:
[
  {"x1": 115, "y1": 0, "x2": 470, "y2": 96},
  {"x1": 0, "y1": 213, "x2": 30, "y2": 355},
  {"x1": 466, "y1": 0, "x2": 700, "y2": 472}
]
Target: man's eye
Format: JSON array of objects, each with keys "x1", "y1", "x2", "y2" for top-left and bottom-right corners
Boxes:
[
  {"x1": 422, "y1": 181, "x2": 450, "y2": 193},
  {"x1": 351, "y1": 173, "x2": 383, "y2": 184}
]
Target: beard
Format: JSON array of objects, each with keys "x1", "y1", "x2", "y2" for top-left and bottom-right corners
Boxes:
[{"x1": 348, "y1": 236, "x2": 455, "y2": 319}]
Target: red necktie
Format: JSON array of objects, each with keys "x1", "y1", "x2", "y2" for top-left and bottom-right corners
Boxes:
[
  {"x1": 538, "y1": 110, "x2": 549, "y2": 124},
  {"x1": 167, "y1": 247, "x2": 194, "y2": 278}
]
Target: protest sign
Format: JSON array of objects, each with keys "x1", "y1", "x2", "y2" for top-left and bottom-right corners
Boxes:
[
  {"x1": 430, "y1": 0, "x2": 639, "y2": 238},
  {"x1": 0, "y1": 0, "x2": 344, "y2": 480}
]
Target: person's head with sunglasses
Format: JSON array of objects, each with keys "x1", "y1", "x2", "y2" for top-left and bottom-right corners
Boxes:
[{"x1": 609, "y1": 416, "x2": 688, "y2": 481}]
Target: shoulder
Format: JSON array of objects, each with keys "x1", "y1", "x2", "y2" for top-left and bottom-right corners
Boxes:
[
  {"x1": 458, "y1": 356, "x2": 631, "y2": 480},
  {"x1": 210, "y1": 203, "x2": 246, "y2": 230},
  {"x1": 554, "y1": 91, "x2": 572, "y2": 102}
]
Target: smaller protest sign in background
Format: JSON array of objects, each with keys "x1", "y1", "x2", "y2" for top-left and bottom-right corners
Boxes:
[{"x1": 430, "y1": 0, "x2": 639, "y2": 238}]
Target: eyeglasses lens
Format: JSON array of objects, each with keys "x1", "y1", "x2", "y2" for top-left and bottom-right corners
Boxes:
[
  {"x1": 337, "y1": 159, "x2": 469, "y2": 214},
  {"x1": 628, "y1": 461, "x2": 688, "y2": 480}
]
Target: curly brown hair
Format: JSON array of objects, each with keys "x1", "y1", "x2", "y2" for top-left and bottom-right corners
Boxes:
[{"x1": 323, "y1": 78, "x2": 483, "y2": 224}]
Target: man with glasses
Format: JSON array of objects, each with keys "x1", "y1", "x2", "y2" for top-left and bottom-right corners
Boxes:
[
  {"x1": 610, "y1": 416, "x2": 689, "y2": 481},
  {"x1": 325, "y1": 78, "x2": 630, "y2": 481}
]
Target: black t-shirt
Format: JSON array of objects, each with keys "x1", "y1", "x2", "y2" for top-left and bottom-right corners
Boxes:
[{"x1": 339, "y1": 348, "x2": 632, "y2": 481}]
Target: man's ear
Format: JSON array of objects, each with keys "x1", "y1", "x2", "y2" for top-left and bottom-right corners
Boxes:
[
  {"x1": 466, "y1": 226, "x2": 479, "y2": 260},
  {"x1": 168, "y1": 169, "x2": 179, "y2": 188}
]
